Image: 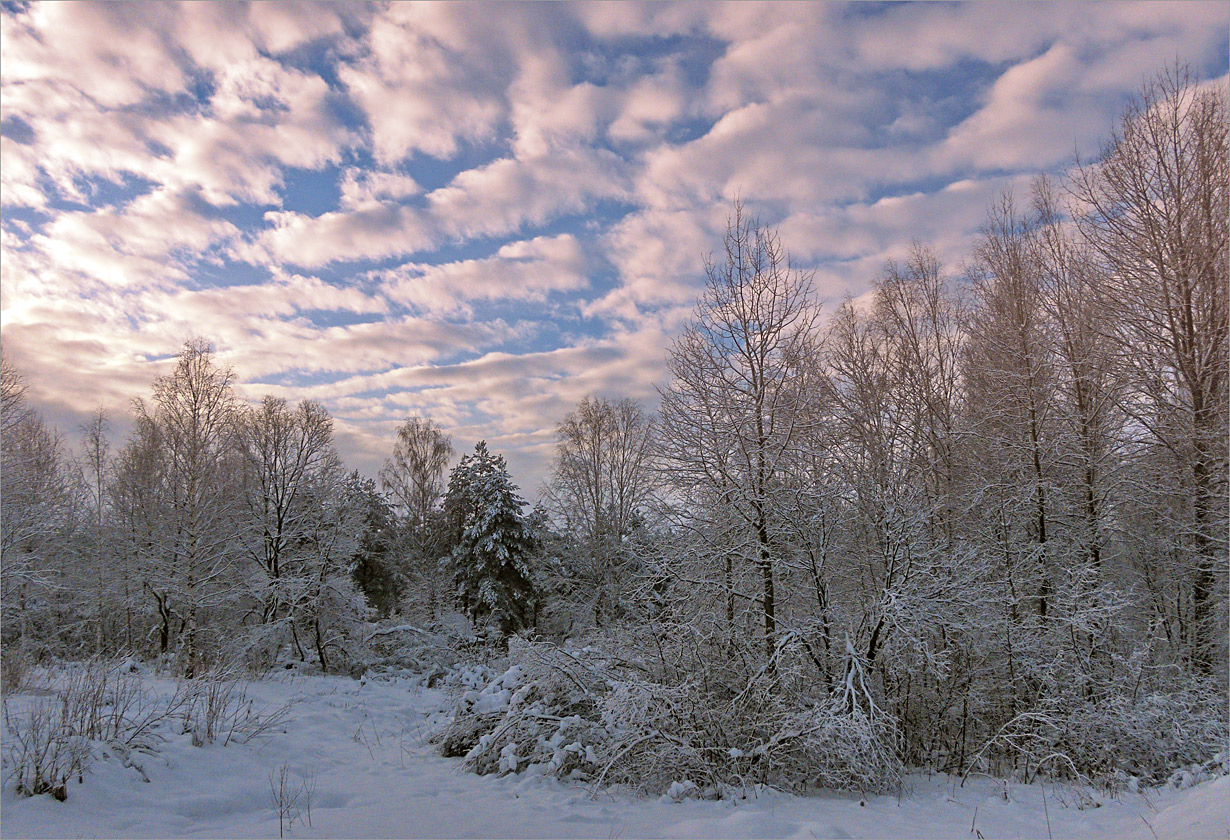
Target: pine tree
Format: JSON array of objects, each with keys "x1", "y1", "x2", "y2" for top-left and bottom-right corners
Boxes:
[{"x1": 441, "y1": 442, "x2": 538, "y2": 637}]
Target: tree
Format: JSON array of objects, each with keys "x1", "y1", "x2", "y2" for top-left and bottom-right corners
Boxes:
[
  {"x1": 109, "y1": 412, "x2": 170, "y2": 654},
  {"x1": 134, "y1": 338, "x2": 243, "y2": 677},
  {"x1": 820, "y1": 245, "x2": 971, "y2": 731},
  {"x1": 544, "y1": 395, "x2": 654, "y2": 626},
  {"x1": 963, "y1": 191, "x2": 1059, "y2": 621},
  {"x1": 441, "y1": 441, "x2": 538, "y2": 638},
  {"x1": 656, "y1": 201, "x2": 822, "y2": 678},
  {"x1": 78, "y1": 407, "x2": 113, "y2": 653},
  {"x1": 0, "y1": 357, "x2": 82, "y2": 655},
  {"x1": 291, "y1": 469, "x2": 369, "y2": 673},
  {"x1": 380, "y1": 417, "x2": 453, "y2": 618},
  {"x1": 348, "y1": 474, "x2": 402, "y2": 617},
  {"x1": 1033, "y1": 177, "x2": 1120, "y2": 576},
  {"x1": 237, "y1": 396, "x2": 341, "y2": 628},
  {"x1": 1, "y1": 354, "x2": 32, "y2": 439},
  {"x1": 1070, "y1": 64, "x2": 1228, "y2": 673}
]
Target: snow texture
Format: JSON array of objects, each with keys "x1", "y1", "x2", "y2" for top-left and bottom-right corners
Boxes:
[{"x1": 3, "y1": 671, "x2": 1226, "y2": 839}]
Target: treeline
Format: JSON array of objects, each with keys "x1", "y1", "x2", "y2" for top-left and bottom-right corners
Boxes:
[
  {"x1": 1, "y1": 65, "x2": 1226, "y2": 789},
  {"x1": 442, "y1": 65, "x2": 1227, "y2": 789},
  {"x1": 2, "y1": 341, "x2": 388, "y2": 676}
]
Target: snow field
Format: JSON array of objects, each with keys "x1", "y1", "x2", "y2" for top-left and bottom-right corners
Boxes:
[{"x1": 3, "y1": 670, "x2": 1226, "y2": 839}]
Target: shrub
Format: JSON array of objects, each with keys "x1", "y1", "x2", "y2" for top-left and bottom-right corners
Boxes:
[
  {"x1": 433, "y1": 638, "x2": 610, "y2": 779},
  {"x1": 595, "y1": 668, "x2": 902, "y2": 797},
  {"x1": 1059, "y1": 685, "x2": 1229, "y2": 784},
  {"x1": 2, "y1": 697, "x2": 91, "y2": 800},
  {"x1": 2, "y1": 658, "x2": 186, "y2": 800},
  {"x1": 181, "y1": 663, "x2": 293, "y2": 747},
  {"x1": 2, "y1": 658, "x2": 293, "y2": 801},
  {"x1": 964, "y1": 679, "x2": 1229, "y2": 789},
  {"x1": 1, "y1": 647, "x2": 31, "y2": 693},
  {"x1": 364, "y1": 620, "x2": 468, "y2": 684},
  {"x1": 435, "y1": 633, "x2": 905, "y2": 798}
]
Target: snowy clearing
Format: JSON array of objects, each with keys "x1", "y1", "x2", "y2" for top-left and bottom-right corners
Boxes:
[{"x1": 3, "y1": 672, "x2": 1225, "y2": 840}]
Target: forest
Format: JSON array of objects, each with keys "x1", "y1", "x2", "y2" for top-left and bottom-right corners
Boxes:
[{"x1": 2, "y1": 65, "x2": 1226, "y2": 804}]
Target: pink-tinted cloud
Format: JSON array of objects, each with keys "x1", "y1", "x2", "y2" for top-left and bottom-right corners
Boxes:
[{"x1": 2, "y1": 0, "x2": 1226, "y2": 491}]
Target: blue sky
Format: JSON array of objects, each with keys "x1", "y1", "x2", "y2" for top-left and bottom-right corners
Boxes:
[{"x1": 2, "y1": 1, "x2": 1227, "y2": 493}]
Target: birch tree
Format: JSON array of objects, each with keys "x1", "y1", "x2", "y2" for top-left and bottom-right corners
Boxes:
[
  {"x1": 237, "y1": 397, "x2": 340, "y2": 630},
  {"x1": 544, "y1": 395, "x2": 654, "y2": 626},
  {"x1": 135, "y1": 339, "x2": 243, "y2": 677},
  {"x1": 380, "y1": 417, "x2": 453, "y2": 618},
  {"x1": 1071, "y1": 64, "x2": 1229, "y2": 673},
  {"x1": 657, "y1": 202, "x2": 822, "y2": 677}
]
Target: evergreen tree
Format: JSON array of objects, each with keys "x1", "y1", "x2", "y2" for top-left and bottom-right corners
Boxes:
[
  {"x1": 346, "y1": 473, "x2": 403, "y2": 617},
  {"x1": 441, "y1": 442, "x2": 538, "y2": 637}
]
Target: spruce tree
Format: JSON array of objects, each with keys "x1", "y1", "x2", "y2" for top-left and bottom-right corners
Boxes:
[{"x1": 441, "y1": 442, "x2": 538, "y2": 637}]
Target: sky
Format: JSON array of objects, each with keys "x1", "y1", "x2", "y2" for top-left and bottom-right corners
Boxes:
[{"x1": 1, "y1": 1, "x2": 1227, "y2": 495}]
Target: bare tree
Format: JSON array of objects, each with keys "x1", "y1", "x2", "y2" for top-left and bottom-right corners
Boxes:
[
  {"x1": 657, "y1": 201, "x2": 822, "y2": 678},
  {"x1": 544, "y1": 395, "x2": 655, "y2": 625},
  {"x1": 292, "y1": 469, "x2": 368, "y2": 673},
  {"x1": 1, "y1": 353, "x2": 32, "y2": 440},
  {"x1": 135, "y1": 339, "x2": 243, "y2": 677},
  {"x1": 110, "y1": 413, "x2": 169, "y2": 654},
  {"x1": 874, "y1": 245, "x2": 963, "y2": 543},
  {"x1": 824, "y1": 281, "x2": 965, "y2": 712},
  {"x1": 79, "y1": 407, "x2": 112, "y2": 653},
  {"x1": 964, "y1": 191, "x2": 1058, "y2": 620},
  {"x1": 380, "y1": 417, "x2": 453, "y2": 618},
  {"x1": 827, "y1": 247, "x2": 968, "y2": 715},
  {"x1": 237, "y1": 397, "x2": 340, "y2": 630},
  {"x1": 0, "y1": 359, "x2": 82, "y2": 654},
  {"x1": 1032, "y1": 177, "x2": 1121, "y2": 576},
  {"x1": 1070, "y1": 64, "x2": 1229, "y2": 673}
]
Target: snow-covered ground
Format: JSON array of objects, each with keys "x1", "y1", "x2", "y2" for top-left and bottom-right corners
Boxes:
[{"x1": 2, "y1": 672, "x2": 1226, "y2": 840}]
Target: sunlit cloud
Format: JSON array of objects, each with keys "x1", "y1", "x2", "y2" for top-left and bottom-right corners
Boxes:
[{"x1": 2, "y1": 0, "x2": 1225, "y2": 491}]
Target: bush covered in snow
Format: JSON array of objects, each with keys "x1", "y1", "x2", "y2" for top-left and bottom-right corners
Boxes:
[
  {"x1": 434, "y1": 633, "x2": 904, "y2": 798},
  {"x1": 434, "y1": 640, "x2": 608, "y2": 781},
  {"x1": 3, "y1": 659, "x2": 181, "y2": 799},
  {"x1": 962, "y1": 678, "x2": 1229, "y2": 790},
  {"x1": 362, "y1": 615, "x2": 499, "y2": 686},
  {"x1": 590, "y1": 631, "x2": 903, "y2": 797},
  {"x1": 1060, "y1": 684, "x2": 1228, "y2": 785}
]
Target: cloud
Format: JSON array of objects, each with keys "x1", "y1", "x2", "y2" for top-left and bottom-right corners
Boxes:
[
  {"x1": 1, "y1": 3, "x2": 186, "y2": 108},
  {"x1": 937, "y1": 43, "x2": 1100, "y2": 172},
  {"x1": 248, "y1": 204, "x2": 436, "y2": 268},
  {"x1": 149, "y1": 57, "x2": 352, "y2": 205},
  {"x1": 608, "y1": 65, "x2": 690, "y2": 145},
  {"x1": 1, "y1": 4, "x2": 354, "y2": 207},
  {"x1": 340, "y1": 169, "x2": 421, "y2": 208},
  {"x1": 2, "y1": 0, "x2": 1226, "y2": 492},
  {"x1": 250, "y1": 149, "x2": 628, "y2": 269},
  {"x1": 338, "y1": 3, "x2": 511, "y2": 162},
  {"x1": 381, "y1": 234, "x2": 589, "y2": 315},
  {"x1": 14, "y1": 188, "x2": 237, "y2": 293},
  {"x1": 0, "y1": 135, "x2": 47, "y2": 208},
  {"x1": 427, "y1": 148, "x2": 631, "y2": 240}
]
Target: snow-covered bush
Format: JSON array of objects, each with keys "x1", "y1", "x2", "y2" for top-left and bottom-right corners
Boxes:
[
  {"x1": 966, "y1": 680, "x2": 1229, "y2": 789},
  {"x1": 2, "y1": 659, "x2": 295, "y2": 801},
  {"x1": 3, "y1": 696, "x2": 91, "y2": 800},
  {"x1": 364, "y1": 618, "x2": 477, "y2": 683},
  {"x1": 596, "y1": 666, "x2": 902, "y2": 797},
  {"x1": 1058, "y1": 685, "x2": 1229, "y2": 785},
  {"x1": 434, "y1": 638, "x2": 609, "y2": 780},
  {"x1": 436, "y1": 633, "x2": 904, "y2": 797}
]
